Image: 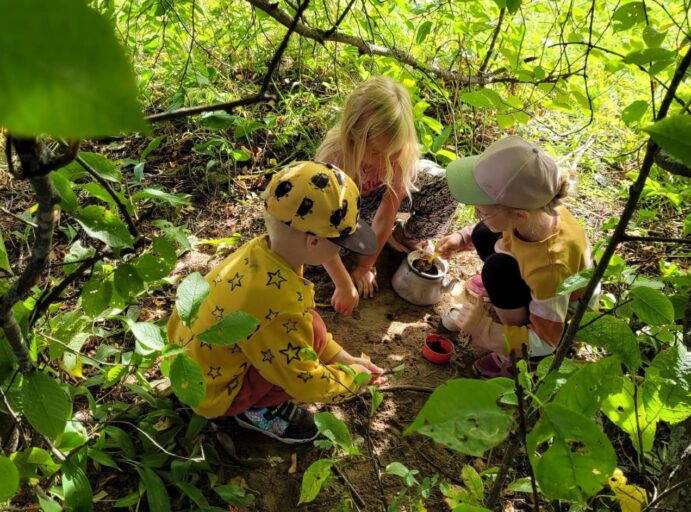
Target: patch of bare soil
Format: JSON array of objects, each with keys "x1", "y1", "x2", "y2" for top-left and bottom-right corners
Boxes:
[{"x1": 204, "y1": 244, "x2": 499, "y2": 512}]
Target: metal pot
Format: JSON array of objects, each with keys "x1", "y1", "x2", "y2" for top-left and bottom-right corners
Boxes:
[{"x1": 391, "y1": 250, "x2": 460, "y2": 306}]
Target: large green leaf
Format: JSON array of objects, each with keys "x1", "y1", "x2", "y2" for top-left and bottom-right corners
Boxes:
[
  {"x1": 629, "y1": 286, "x2": 675, "y2": 326},
  {"x1": 644, "y1": 115, "x2": 691, "y2": 168},
  {"x1": 51, "y1": 172, "x2": 79, "y2": 212},
  {"x1": 553, "y1": 357, "x2": 623, "y2": 416},
  {"x1": 175, "y1": 272, "x2": 210, "y2": 327},
  {"x1": 132, "y1": 237, "x2": 177, "y2": 282},
  {"x1": 131, "y1": 188, "x2": 191, "y2": 207},
  {"x1": 62, "y1": 456, "x2": 93, "y2": 512},
  {"x1": 405, "y1": 379, "x2": 514, "y2": 456},
  {"x1": 213, "y1": 484, "x2": 255, "y2": 507},
  {"x1": 113, "y1": 263, "x2": 144, "y2": 301},
  {"x1": 298, "y1": 458, "x2": 334, "y2": 504},
  {"x1": 135, "y1": 466, "x2": 171, "y2": 512},
  {"x1": 22, "y1": 372, "x2": 72, "y2": 439},
  {"x1": 130, "y1": 322, "x2": 166, "y2": 355},
  {"x1": 577, "y1": 312, "x2": 641, "y2": 370},
  {"x1": 527, "y1": 404, "x2": 616, "y2": 502},
  {"x1": 314, "y1": 412, "x2": 360, "y2": 455},
  {"x1": 81, "y1": 276, "x2": 113, "y2": 318},
  {"x1": 74, "y1": 205, "x2": 134, "y2": 249},
  {"x1": 197, "y1": 311, "x2": 259, "y2": 346},
  {"x1": 0, "y1": 0, "x2": 147, "y2": 137},
  {"x1": 170, "y1": 353, "x2": 206, "y2": 408},
  {"x1": 0, "y1": 233, "x2": 11, "y2": 273},
  {"x1": 642, "y1": 344, "x2": 691, "y2": 425},
  {"x1": 76, "y1": 152, "x2": 123, "y2": 183},
  {"x1": 612, "y1": 2, "x2": 646, "y2": 32},
  {"x1": 621, "y1": 100, "x2": 648, "y2": 126},
  {"x1": 601, "y1": 377, "x2": 656, "y2": 453},
  {"x1": 0, "y1": 456, "x2": 19, "y2": 501}
]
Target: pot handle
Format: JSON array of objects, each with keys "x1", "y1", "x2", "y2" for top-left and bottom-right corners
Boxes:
[{"x1": 441, "y1": 276, "x2": 461, "y2": 294}]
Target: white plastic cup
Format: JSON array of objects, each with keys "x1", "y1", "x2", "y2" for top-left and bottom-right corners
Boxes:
[{"x1": 441, "y1": 306, "x2": 462, "y2": 332}]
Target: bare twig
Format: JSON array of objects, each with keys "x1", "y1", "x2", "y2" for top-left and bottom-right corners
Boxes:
[
  {"x1": 621, "y1": 235, "x2": 691, "y2": 244},
  {"x1": 479, "y1": 8, "x2": 506, "y2": 74},
  {"x1": 0, "y1": 206, "x2": 38, "y2": 228}
]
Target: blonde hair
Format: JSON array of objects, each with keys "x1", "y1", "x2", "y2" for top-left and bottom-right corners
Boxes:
[{"x1": 315, "y1": 76, "x2": 419, "y2": 199}]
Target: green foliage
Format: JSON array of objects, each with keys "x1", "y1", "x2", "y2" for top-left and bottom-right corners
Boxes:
[
  {"x1": 314, "y1": 412, "x2": 360, "y2": 455},
  {"x1": 628, "y1": 286, "x2": 674, "y2": 326},
  {"x1": 527, "y1": 404, "x2": 617, "y2": 502},
  {"x1": 577, "y1": 313, "x2": 642, "y2": 370},
  {"x1": 0, "y1": 456, "x2": 19, "y2": 502},
  {"x1": 299, "y1": 459, "x2": 335, "y2": 504},
  {"x1": 135, "y1": 465, "x2": 171, "y2": 512},
  {"x1": 644, "y1": 115, "x2": 691, "y2": 167},
  {"x1": 405, "y1": 379, "x2": 514, "y2": 456},
  {"x1": 0, "y1": 0, "x2": 147, "y2": 137},
  {"x1": 169, "y1": 353, "x2": 206, "y2": 408},
  {"x1": 196, "y1": 311, "x2": 259, "y2": 346},
  {"x1": 175, "y1": 272, "x2": 210, "y2": 327},
  {"x1": 74, "y1": 205, "x2": 134, "y2": 249},
  {"x1": 21, "y1": 372, "x2": 72, "y2": 440}
]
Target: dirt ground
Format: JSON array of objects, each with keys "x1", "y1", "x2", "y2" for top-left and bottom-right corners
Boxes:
[{"x1": 197, "y1": 242, "x2": 506, "y2": 512}]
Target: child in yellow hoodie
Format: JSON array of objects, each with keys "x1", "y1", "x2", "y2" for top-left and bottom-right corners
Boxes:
[{"x1": 168, "y1": 161, "x2": 383, "y2": 444}]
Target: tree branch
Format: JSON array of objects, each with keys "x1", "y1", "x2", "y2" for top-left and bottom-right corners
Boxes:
[
  {"x1": 621, "y1": 235, "x2": 691, "y2": 244},
  {"x1": 479, "y1": 8, "x2": 506, "y2": 74}
]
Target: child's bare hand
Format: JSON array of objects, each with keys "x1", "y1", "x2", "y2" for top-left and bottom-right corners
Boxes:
[
  {"x1": 437, "y1": 230, "x2": 473, "y2": 258},
  {"x1": 331, "y1": 283, "x2": 359, "y2": 316},
  {"x1": 351, "y1": 266, "x2": 378, "y2": 299},
  {"x1": 350, "y1": 361, "x2": 387, "y2": 386}
]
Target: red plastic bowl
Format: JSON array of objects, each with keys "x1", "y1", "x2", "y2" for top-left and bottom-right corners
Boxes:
[{"x1": 423, "y1": 334, "x2": 454, "y2": 364}]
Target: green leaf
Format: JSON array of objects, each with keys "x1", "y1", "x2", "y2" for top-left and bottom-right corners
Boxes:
[
  {"x1": 557, "y1": 268, "x2": 594, "y2": 295},
  {"x1": 553, "y1": 357, "x2": 623, "y2": 416},
  {"x1": 63, "y1": 457, "x2": 93, "y2": 512},
  {"x1": 506, "y1": 0, "x2": 522, "y2": 13},
  {"x1": 51, "y1": 172, "x2": 79, "y2": 212},
  {"x1": 416, "y1": 20, "x2": 433, "y2": 44},
  {"x1": 141, "y1": 135, "x2": 166, "y2": 160},
  {"x1": 196, "y1": 311, "x2": 259, "y2": 346},
  {"x1": 612, "y1": 2, "x2": 646, "y2": 32},
  {"x1": 63, "y1": 241, "x2": 96, "y2": 276},
  {"x1": 624, "y1": 48, "x2": 676, "y2": 67},
  {"x1": 451, "y1": 506, "x2": 492, "y2": 512},
  {"x1": 135, "y1": 466, "x2": 170, "y2": 512},
  {"x1": 56, "y1": 420, "x2": 89, "y2": 452},
  {"x1": 298, "y1": 459, "x2": 334, "y2": 504},
  {"x1": 431, "y1": 125, "x2": 453, "y2": 153},
  {"x1": 176, "y1": 272, "x2": 210, "y2": 327},
  {"x1": 113, "y1": 263, "x2": 144, "y2": 300},
  {"x1": 461, "y1": 89, "x2": 503, "y2": 109},
  {"x1": 130, "y1": 322, "x2": 166, "y2": 355},
  {"x1": 81, "y1": 276, "x2": 112, "y2": 318},
  {"x1": 369, "y1": 386, "x2": 384, "y2": 416},
  {"x1": 405, "y1": 379, "x2": 514, "y2": 456},
  {"x1": 643, "y1": 115, "x2": 691, "y2": 167},
  {"x1": 234, "y1": 120, "x2": 265, "y2": 140},
  {"x1": 78, "y1": 153, "x2": 123, "y2": 183},
  {"x1": 22, "y1": 371, "x2": 71, "y2": 439},
  {"x1": 642, "y1": 344, "x2": 691, "y2": 425},
  {"x1": 461, "y1": 465, "x2": 484, "y2": 500},
  {"x1": 175, "y1": 482, "x2": 210, "y2": 509},
  {"x1": 200, "y1": 111, "x2": 235, "y2": 130},
  {"x1": 643, "y1": 26, "x2": 667, "y2": 47},
  {"x1": 527, "y1": 404, "x2": 616, "y2": 502},
  {"x1": 629, "y1": 286, "x2": 674, "y2": 326},
  {"x1": 0, "y1": 233, "x2": 12, "y2": 274},
  {"x1": 0, "y1": 456, "x2": 19, "y2": 501},
  {"x1": 621, "y1": 100, "x2": 649, "y2": 126},
  {"x1": 386, "y1": 462, "x2": 419, "y2": 487},
  {"x1": 38, "y1": 494, "x2": 62, "y2": 512},
  {"x1": 74, "y1": 205, "x2": 134, "y2": 249},
  {"x1": 214, "y1": 484, "x2": 255, "y2": 507},
  {"x1": 577, "y1": 312, "x2": 641, "y2": 370},
  {"x1": 131, "y1": 188, "x2": 190, "y2": 207},
  {"x1": 601, "y1": 377, "x2": 656, "y2": 453},
  {"x1": 0, "y1": 0, "x2": 147, "y2": 137},
  {"x1": 314, "y1": 412, "x2": 360, "y2": 455},
  {"x1": 170, "y1": 353, "x2": 206, "y2": 408}
]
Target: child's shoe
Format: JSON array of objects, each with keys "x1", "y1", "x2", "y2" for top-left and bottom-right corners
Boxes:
[
  {"x1": 388, "y1": 220, "x2": 433, "y2": 253},
  {"x1": 472, "y1": 352, "x2": 515, "y2": 378},
  {"x1": 234, "y1": 402, "x2": 319, "y2": 444},
  {"x1": 466, "y1": 274, "x2": 488, "y2": 298}
]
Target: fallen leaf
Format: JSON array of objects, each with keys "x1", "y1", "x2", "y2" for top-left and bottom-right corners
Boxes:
[
  {"x1": 153, "y1": 417, "x2": 175, "y2": 431},
  {"x1": 288, "y1": 452, "x2": 297, "y2": 474}
]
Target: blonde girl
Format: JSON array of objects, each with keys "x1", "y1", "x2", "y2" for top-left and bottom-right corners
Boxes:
[{"x1": 316, "y1": 76, "x2": 457, "y2": 315}]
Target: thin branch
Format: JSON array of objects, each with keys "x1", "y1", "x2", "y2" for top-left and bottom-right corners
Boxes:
[
  {"x1": 479, "y1": 8, "x2": 506, "y2": 74},
  {"x1": 324, "y1": 0, "x2": 357, "y2": 37},
  {"x1": 621, "y1": 235, "x2": 691, "y2": 244},
  {"x1": 0, "y1": 206, "x2": 38, "y2": 228}
]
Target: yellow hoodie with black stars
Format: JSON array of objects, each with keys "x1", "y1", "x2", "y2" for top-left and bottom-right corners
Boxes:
[{"x1": 167, "y1": 235, "x2": 356, "y2": 418}]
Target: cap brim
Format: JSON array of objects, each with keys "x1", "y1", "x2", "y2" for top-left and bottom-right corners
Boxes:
[
  {"x1": 330, "y1": 218, "x2": 378, "y2": 255},
  {"x1": 445, "y1": 156, "x2": 496, "y2": 205}
]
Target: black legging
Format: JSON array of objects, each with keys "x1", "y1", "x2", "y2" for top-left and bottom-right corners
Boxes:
[{"x1": 471, "y1": 222, "x2": 532, "y2": 310}]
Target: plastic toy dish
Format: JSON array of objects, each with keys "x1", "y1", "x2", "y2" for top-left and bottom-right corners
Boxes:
[
  {"x1": 422, "y1": 334, "x2": 454, "y2": 364},
  {"x1": 441, "y1": 306, "x2": 461, "y2": 332}
]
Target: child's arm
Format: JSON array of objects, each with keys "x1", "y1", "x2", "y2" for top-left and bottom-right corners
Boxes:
[
  {"x1": 437, "y1": 225, "x2": 474, "y2": 259},
  {"x1": 323, "y1": 255, "x2": 359, "y2": 315},
  {"x1": 351, "y1": 187, "x2": 401, "y2": 297}
]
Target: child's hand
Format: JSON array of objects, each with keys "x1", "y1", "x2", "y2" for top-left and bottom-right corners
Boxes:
[
  {"x1": 331, "y1": 283, "x2": 359, "y2": 316},
  {"x1": 351, "y1": 266, "x2": 378, "y2": 298},
  {"x1": 350, "y1": 360, "x2": 387, "y2": 386},
  {"x1": 437, "y1": 229, "x2": 474, "y2": 258}
]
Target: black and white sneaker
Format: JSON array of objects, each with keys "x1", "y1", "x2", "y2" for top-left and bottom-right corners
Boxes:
[{"x1": 234, "y1": 402, "x2": 319, "y2": 444}]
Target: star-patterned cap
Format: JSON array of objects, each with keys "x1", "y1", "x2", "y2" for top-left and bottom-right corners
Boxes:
[{"x1": 265, "y1": 161, "x2": 377, "y2": 255}]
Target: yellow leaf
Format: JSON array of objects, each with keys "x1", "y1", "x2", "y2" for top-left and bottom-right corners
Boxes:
[{"x1": 609, "y1": 468, "x2": 647, "y2": 512}]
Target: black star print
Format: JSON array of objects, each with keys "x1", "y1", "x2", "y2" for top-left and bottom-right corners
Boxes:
[
  {"x1": 266, "y1": 269, "x2": 287, "y2": 289},
  {"x1": 320, "y1": 372, "x2": 332, "y2": 382},
  {"x1": 226, "y1": 376, "x2": 240, "y2": 395},
  {"x1": 227, "y1": 272, "x2": 243, "y2": 291},
  {"x1": 279, "y1": 341, "x2": 301, "y2": 365},
  {"x1": 229, "y1": 344, "x2": 242, "y2": 354},
  {"x1": 282, "y1": 319, "x2": 298, "y2": 334},
  {"x1": 207, "y1": 366, "x2": 222, "y2": 380},
  {"x1": 261, "y1": 349, "x2": 275, "y2": 363},
  {"x1": 265, "y1": 308, "x2": 280, "y2": 320},
  {"x1": 212, "y1": 275, "x2": 222, "y2": 286},
  {"x1": 212, "y1": 306, "x2": 224, "y2": 320},
  {"x1": 239, "y1": 362, "x2": 249, "y2": 372},
  {"x1": 296, "y1": 291, "x2": 303, "y2": 302},
  {"x1": 199, "y1": 341, "x2": 213, "y2": 350},
  {"x1": 297, "y1": 372, "x2": 313, "y2": 383},
  {"x1": 243, "y1": 257, "x2": 249, "y2": 265}
]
